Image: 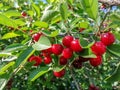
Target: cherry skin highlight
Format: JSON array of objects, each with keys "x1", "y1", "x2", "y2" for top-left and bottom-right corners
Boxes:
[
  {"x1": 89, "y1": 55, "x2": 102, "y2": 67},
  {"x1": 62, "y1": 35, "x2": 74, "y2": 47},
  {"x1": 53, "y1": 69, "x2": 65, "y2": 78},
  {"x1": 62, "y1": 48, "x2": 73, "y2": 59},
  {"x1": 70, "y1": 39, "x2": 83, "y2": 52},
  {"x1": 91, "y1": 41, "x2": 106, "y2": 56},
  {"x1": 28, "y1": 56, "x2": 42, "y2": 66},
  {"x1": 52, "y1": 44, "x2": 63, "y2": 55},
  {"x1": 100, "y1": 32, "x2": 115, "y2": 46}
]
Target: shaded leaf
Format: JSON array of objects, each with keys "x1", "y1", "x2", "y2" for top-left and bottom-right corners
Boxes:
[
  {"x1": 106, "y1": 64, "x2": 120, "y2": 83},
  {"x1": 15, "y1": 46, "x2": 35, "y2": 68},
  {"x1": 78, "y1": 48, "x2": 96, "y2": 58},
  {"x1": 29, "y1": 66, "x2": 50, "y2": 81},
  {"x1": 107, "y1": 44, "x2": 120, "y2": 58}
]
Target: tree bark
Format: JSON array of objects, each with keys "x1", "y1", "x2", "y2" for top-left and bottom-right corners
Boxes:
[{"x1": 98, "y1": 0, "x2": 120, "y2": 6}]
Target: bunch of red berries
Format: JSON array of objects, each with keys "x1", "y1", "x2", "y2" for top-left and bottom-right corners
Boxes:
[{"x1": 28, "y1": 32, "x2": 115, "y2": 78}]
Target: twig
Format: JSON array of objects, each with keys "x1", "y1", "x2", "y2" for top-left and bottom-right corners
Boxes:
[
  {"x1": 70, "y1": 66, "x2": 81, "y2": 90},
  {"x1": 98, "y1": 7, "x2": 111, "y2": 32},
  {"x1": 98, "y1": 0, "x2": 120, "y2": 6}
]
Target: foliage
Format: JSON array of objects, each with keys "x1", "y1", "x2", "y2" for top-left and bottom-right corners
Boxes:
[{"x1": 0, "y1": 0, "x2": 120, "y2": 90}]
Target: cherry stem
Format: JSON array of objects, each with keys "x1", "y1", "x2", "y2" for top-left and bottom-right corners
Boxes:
[{"x1": 70, "y1": 66, "x2": 81, "y2": 90}]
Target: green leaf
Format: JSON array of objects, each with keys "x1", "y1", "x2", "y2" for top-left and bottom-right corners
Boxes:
[
  {"x1": 67, "y1": 0, "x2": 73, "y2": 5},
  {"x1": 15, "y1": 46, "x2": 35, "y2": 68},
  {"x1": 27, "y1": 10, "x2": 34, "y2": 17},
  {"x1": 2, "y1": 32, "x2": 20, "y2": 39},
  {"x1": 3, "y1": 10, "x2": 21, "y2": 18},
  {"x1": 0, "y1": 52, "x2": 12, "y2": 57},
  {"x1": 13, "y1": 19, "x2": 25, "y2": 26},
  {"x1": 29, "y1": 66, "x2": 50, "y2": 82},
  {"x1": 51, "y1": 15, "x2": 61, "y2": 24},
  {"x1": 42, "y1": 30, "x2": 59, "y2": 37},
  {"x1": 78, "y1": 48, "x2": 96, "y2": 58},
  {"x1": 33, "y1": 21, "x2": 48, "y2": 28},
  {"x1": 0, "y1": 79, "x2": 8, "y2": 90},
  {"x1": 0, "y1": 61, "x2": 15, "y2": 75},
  {"x1": 41, "y1": 10, "x2": 58, "y2": 22},
  {"x1": 53, "y1": 66, "x2": 66, "y2": 72},
  {"x1": 32, "y1": 3, "x2": 41, "y2": 18},
  {"x1": 107, "y1": 44, "x2": 120, "y2": 58},
  {"x1": 82, "y1": 0, "x2": 98, "y2": 20},
  {"x1": 79, "y1": 22, "x2": 89, "y2": 28},
  {"x1": 106, "y1": 64, "x2": 120, "y2": 83},
  {"x1": 4, "y1": 43, "x2": 27, "y2": 52},
  {"x1": 80, "y1": 37, "x2": 94, "y2": 48},
  {"x1": 0, "y1": 14, "x2": 18, "y2": 28},
  {"x1": 59, "y1": 2, "x2": 68, "y2": 20},
  {"x1": 32, "y1": 36, "x2": 51, "y2": 51}
]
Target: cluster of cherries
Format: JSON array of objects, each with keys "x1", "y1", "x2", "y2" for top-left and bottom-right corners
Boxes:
[{"x1": 28, "y1": 32, "x2": 115, "y2": 78}]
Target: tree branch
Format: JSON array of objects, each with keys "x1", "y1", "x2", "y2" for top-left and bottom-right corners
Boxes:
[{"x1": 98, "y1": 0, "x2": 120, "y2": 6}]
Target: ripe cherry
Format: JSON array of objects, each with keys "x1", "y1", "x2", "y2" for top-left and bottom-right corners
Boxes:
[
  {"x1": 100, "y1": 32, "x2": 115, "y2": 46},
  {"x1": 42, "y1": 47, "x2": 52, "y2": 57},
  {"x1": 89, "y1": 55, "x2": 102, "y2": 67},
  {"x1": 91, "y1": 41, "x2": 106, "y2": 56},
  {"x1": 32, "y1": 33, "x2": 42, "y2": 42},
  {"x1": 70, "y1": 39, "x2": 83, "y2": 52},
  {"x1": 59, "y1": 56, "x2": 68, "y2": 65},
  {"x1": 28, "y1": 56, "x2": 42, "y2": 66},
  {"x1": 21, "y1": 11, "x2": 27, "y2": 17},
  {"x1": 62, "y1": 48, "x2": 73, "y2": 59},
  {"x1": 62, "y1": 35, "x2": 74, "y2": 47},
  {"x1": 44, "y1": 56, "x2": 52, "y2": 64},
  {"x1": 52, "y1": 44, "x2": 63, "y2": 55},
  {"x1": 53, "y1": 69, "x2": 65, "y2": 78},
  {"x1": 89, "y1": 84, "x2": 100, "y2": 90},
  {"x1": 72, "y1": 58, "x2": 82, "y2": 69}
]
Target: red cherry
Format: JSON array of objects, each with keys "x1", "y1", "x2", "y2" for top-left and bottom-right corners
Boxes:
[
  {"x1": 100, "y1": 32, "x2": 115, "y2": 46},
  {"x1": 89, "y1": 84, "x2": 100, "y2": 90},
  {"x1": 70, "y1": 39, "x2": 83, "y2": 52},
  {"x1": 44, "y1": 56, "x2": 52, "y2": 64},
  {"x1": 62, "y1": 35, "x2": 74, "y2": 47},
  {"x1": 72, "y1": 58, "x2": 82, "y2": 69},
  {"x1": 32, "y1": 33, "x2": 42, "y2": 42},
  {"x1": 89, "y1": 55, "x2": 102, "y2": 67},
  {"x1": 62, "y1": 48, "x2": 73, "y2": 59},
  {"x1": 28, "y1": 56, "x2": 42, "y2": 66},
  {"x1": 59, "y1": 56, "x2": 68, "y2": 65},
  {"x1": 42, "y1": 47, "x2": 52, "y2": 57},
  {"x1": 52, "y1": 44, "x2": 63, "y2": 55},
  {"x1": 53, "y1": 69, "x2": 65, "y2": 78},
  {"x1": 91, "y1": 41, "x2": 106, "y2": 56},
  {"x1": 21, "y1": 11, "x2": 27, "y2": 17}
]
